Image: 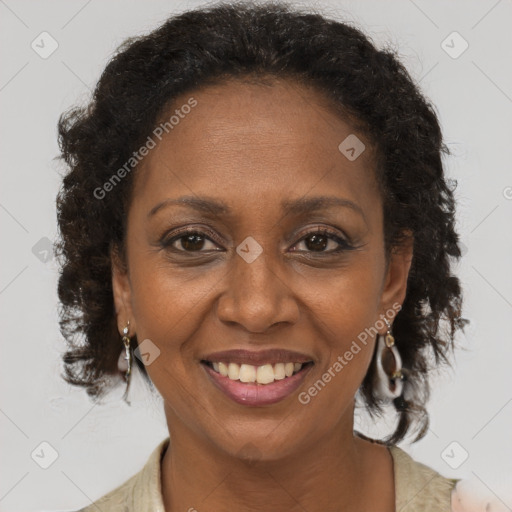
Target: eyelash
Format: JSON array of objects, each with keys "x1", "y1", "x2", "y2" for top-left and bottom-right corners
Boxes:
[{"x1": 160, "y1": 227, "x2": 354, "y2": 255}]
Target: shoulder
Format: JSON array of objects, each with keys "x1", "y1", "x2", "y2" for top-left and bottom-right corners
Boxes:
[
  {"x1": 74, "y1": 437, "x2": 170, "y2": 512},
  {"x1": 74, "y1": 471, "x2": 140, "y2": 512},
  {"x1": 389, "y1": 445, "x2": 458, "y2": 512}
]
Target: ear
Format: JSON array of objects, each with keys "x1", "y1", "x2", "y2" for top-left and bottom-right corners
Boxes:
[
  {"x1": 111, "y1": 245, "x2": 136, "y2": 336},
  {"x1": 377, "y1": 231, "x2": 414, "y2": 329}
]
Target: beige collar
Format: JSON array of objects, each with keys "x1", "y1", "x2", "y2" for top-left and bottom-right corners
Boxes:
[{"x1": 85, "y1": 437, "x2": 456, "y2": 511}]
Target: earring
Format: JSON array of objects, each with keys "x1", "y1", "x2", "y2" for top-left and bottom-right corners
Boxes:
[
  {"x1": 117, "y1": 321, "x2": 132, "y2": 405},
  {"x1": 374, "y1": 317, "x2": 404, "y2": 400}
]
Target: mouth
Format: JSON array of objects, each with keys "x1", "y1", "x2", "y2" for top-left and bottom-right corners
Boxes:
[
  {"x1": 201, "y1": 360, "x2": 314, "y2": 383},
  {"x1": 200, "y1": 359, "x2": 314, "y2": 406}
]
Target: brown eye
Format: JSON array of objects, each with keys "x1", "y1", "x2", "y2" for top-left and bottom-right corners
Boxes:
[
  {"x1": 292, "y1": 230, "x2": 352, "y2": 253},
  {"x1": 177, "y1": 233, "x2": 208, "y2": 251},
  {"x1": 302, "y1": 233, "x2": 331, "y2": 252},
  {"x1": 162, "y1": 230, "x2": 220, "y2": 252}
]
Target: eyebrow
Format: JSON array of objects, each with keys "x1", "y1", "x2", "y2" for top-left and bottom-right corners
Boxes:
[{"x1": 147, "y1": 195, "x2": 365, "y2": 220}]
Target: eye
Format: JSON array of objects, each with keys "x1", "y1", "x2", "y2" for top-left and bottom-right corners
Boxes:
[
  {"x1": 291, "y1": 229, "x2": 353, "y2": 253},
  {"x1": 161, "y1": 227, "x2": 354, "y2": 254},
  {"x1": 162, "y1": 229, "x2": 221, "y2": 253}
]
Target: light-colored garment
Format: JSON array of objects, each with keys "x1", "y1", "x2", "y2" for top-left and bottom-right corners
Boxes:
[{"x1": 76, "y1": 436, "x2": 457, "y2": 511}]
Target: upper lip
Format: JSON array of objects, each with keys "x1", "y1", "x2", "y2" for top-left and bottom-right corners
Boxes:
[{"x1": 201, "y1": 348, "x2": 314, "y2": 366}]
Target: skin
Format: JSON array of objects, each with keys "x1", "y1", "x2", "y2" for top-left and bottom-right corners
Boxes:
[{"x1": 112, "y1": 77, "x2": 413, "y2": 512}]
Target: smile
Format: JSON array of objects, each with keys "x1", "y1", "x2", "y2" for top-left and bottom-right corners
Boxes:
[{"x1": 201, "y1": 360, "x2": 314, "y2": 406}]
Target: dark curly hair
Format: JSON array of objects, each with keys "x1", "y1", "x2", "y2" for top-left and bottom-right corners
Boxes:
[{"x1": 55, "y1": 0, "x2": 468, "y2": 444}]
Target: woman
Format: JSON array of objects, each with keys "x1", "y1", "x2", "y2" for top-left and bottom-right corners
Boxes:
[{"x1": 56, "y1": 2, "x2": 474, "y2": 510}]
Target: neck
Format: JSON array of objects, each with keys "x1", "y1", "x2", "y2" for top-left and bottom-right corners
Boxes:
[{"x1": 160, "y1": 402, "x2": 394, "y2": 512}]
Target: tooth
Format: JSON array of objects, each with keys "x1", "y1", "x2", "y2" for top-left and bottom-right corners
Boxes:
[
  {"x1": 256, "y1": 364, "x2": 275, "y2": 384},
  {"x1": 239, "y1": 364, "x2": 256, "y2": 383},
  {"x1": 212, "y1": 361, "x2": 303, "y2": 383},
  {"x1": 218, "y1": 362, "x2": 229, "y2": 376},
  {"x1": 228, "y1": 362, "x2": 240, "y2": 380},
  {"x1": 273, "y1": 363, "x2": 286, "y2": 380}
]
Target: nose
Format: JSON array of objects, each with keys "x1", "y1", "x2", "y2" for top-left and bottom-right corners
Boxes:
[{"x1": 216, "y1": 249, "x2": 300, "y2": 333}]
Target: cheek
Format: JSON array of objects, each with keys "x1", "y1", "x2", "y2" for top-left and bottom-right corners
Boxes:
[
  {"x1": 303, "y1": 260, "x2": 382, "y2": 391},
  {"x1": 127, "y1": 244, "x2": 218, "y2": 333},
  {"x1": 306, "y1": 256, "x2": 383, "y2": 334},
  {"x1": 300, "y1": 294, "x2": 378, "y2": 419},
  {"x1": 126, "y1": 261, "x2": 208, "y2": 406},
  {"x1": 125, "y1": 252, "x2": 229, "y2": 398}
]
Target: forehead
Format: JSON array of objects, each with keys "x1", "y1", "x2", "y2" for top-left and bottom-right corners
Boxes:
[{"x1": 133, "y1": 77, "x2": 380, "y2": 216}]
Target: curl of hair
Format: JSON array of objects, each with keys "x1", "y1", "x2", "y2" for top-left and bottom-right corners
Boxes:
[{"x1": 55, "y1": 1, "x2": 468, "y2": 443}]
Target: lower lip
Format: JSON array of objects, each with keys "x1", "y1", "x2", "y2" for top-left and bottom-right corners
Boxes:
[{"x1": 201, "y1": 363, "x2": 313, "y2": 406}]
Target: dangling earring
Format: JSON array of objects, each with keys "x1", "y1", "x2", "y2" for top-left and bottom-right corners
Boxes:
[
  {"x1": 374, "y1": 317, "x2": 404, "y2": 400},
  {"x1": 117, "y1": 321, "x2": 132, "y2": 405}
]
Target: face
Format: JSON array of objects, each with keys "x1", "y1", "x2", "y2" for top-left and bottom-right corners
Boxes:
[{"x1": 113, "y1": 77, "x2": 412, "y2": 461}]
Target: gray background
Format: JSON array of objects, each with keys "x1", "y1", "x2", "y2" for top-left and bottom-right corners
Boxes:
[{"x1": 1, "y1": 0, "x2": 511, "y2": 510}]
